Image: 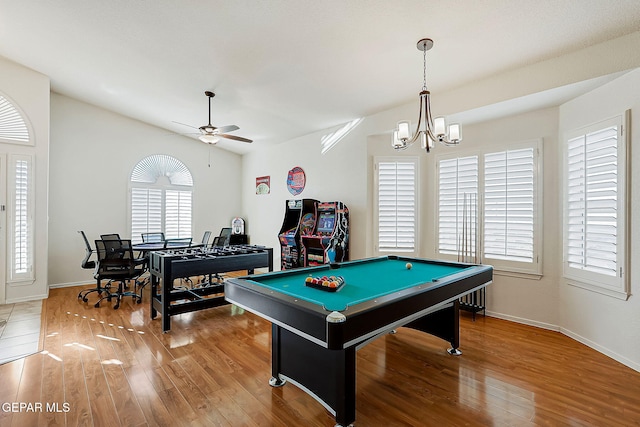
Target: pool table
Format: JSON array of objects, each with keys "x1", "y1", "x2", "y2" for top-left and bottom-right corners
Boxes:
[{"x1": 225, "y1": 255, "x2": 493, "y2": 426}]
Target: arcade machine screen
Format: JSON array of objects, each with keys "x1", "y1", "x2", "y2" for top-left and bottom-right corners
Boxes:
[{"x1": 317, "y1": 212, "x2": 335, "y2": 235}]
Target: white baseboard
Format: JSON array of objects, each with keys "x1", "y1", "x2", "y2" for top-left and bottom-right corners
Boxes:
[
  {"x1": 560, "y1": 327, "x2": 640, "y2": 373},
  {"x1": 486, "y1": 310, "x2": 640, "y2": 373},
  {"x1": 485, "y1": 310, "x2": 560, "y2": 332},
  {"x1": 49, "y1": 281, "x2": 91, "y2": 289},
  {"x1": 5, "y1": 293, "x2": 48, "y2": 304}
]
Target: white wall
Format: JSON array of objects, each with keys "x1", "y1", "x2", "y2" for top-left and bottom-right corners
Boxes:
[
  {"x1": 49, "y1": 93, "x2": 243, "y2": 287},
  {"x1": 558, "y1": 68, "x2": 640, "y2": 371},
  {"x1": 0, "y1": 56, "x2": 50, "y2": 304},
  {"x1": 240, "y1": 122, "x2": 369, "y2": 267}
]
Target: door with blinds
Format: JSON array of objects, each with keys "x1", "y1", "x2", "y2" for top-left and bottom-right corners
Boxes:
[{"x1": 374, "y1": 157, "x2": 418, "y2": 256}]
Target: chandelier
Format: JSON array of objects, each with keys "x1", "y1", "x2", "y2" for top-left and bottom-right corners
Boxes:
[{"x1": 392, "y1": 38, "x2": 462, "y2": 152}]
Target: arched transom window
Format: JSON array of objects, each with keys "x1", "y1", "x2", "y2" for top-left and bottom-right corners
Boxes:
[
  {"x1": 130, "y1": 154, "x2": 193, "y2": 244},
  {"x1": 0, "y1": 94, "x2": 30, "y2": 144}
]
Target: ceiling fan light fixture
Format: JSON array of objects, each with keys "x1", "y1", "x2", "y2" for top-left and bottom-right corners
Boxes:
[
  {"x1": 199, "y1": 134, "x2": 219, "y2": 144},
  {"x1": 176, "y1": 90, "x2": 252, "y2": 145}
]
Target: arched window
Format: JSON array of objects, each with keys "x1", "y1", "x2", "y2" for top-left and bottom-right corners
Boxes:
[
  {"x1": 0, "y1": 94, "x2": 30, "y2": 144},
  {"x1": 130, "y1": 155, "x2": 193, "y2": 244}
]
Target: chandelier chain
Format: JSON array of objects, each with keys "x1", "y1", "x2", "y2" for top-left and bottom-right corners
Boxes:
[{"x1": 422, "y1": 44, "x2": 427, "y2": 91}]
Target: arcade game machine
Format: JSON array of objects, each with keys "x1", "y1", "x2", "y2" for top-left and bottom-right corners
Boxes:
[
  {"x1": 278, "y1": 199, "x2": 318, "y2": 270},
  {"x1": 301, "y1": 201, "x2": 349, "y2": 266}
]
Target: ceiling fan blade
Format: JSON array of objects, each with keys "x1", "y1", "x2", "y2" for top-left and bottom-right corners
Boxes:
[
  {"x1": 219, "y1": 134, "x2": 253, "y2": 143},
  {"x1": 216, "y1": 125, "x2": 239, "y2": 133},
  {"x1": 172, "y1": 120, "x2": 199, "y2": 130}
]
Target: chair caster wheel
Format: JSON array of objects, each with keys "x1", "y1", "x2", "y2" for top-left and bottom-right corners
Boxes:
[
  {"x1": 94, "y1": 302, "x2": 100, "y2": 308},
  {"x1": 114, "y1": 304, "x2": 120, "y2": 310},
  {"x1": 82, "y1": 297, "x2": 88, "y2": 303},
  {"x1": 136, "y1": 299, "x2": 142, "y2": 304}
]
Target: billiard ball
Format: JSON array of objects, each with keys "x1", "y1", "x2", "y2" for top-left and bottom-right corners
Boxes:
[{"x1": 406, "y1": 262, "x2": 413, "y2": 270}]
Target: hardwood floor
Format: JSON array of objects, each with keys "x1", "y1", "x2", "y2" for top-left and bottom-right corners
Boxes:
[{"x1": 1, "y1": 276, "x2": 639, "y2": 426}]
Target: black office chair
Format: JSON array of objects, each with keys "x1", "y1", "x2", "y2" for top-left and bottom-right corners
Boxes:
[
  {"x1": 218, "y1": 227, "x2": 232, "y2": 246},
  {"x1": 77, "y1": 231, "x2": 112, "y2": 302},
  {"x1": 162, "y1": 237, "x2": 195, "y2": 287},
  {"x1": 210, "y1": 236, "x2": 227, "y2": 248},
  {"x1": 100, "y1": 233, "x2": 121, "y2": 240},
  {"x1": 93, "y1": 239, "x2": 145, "y2": 309},
  {"x1": 200, "y1": 231, "x2": 212, "y2": 247},
  {"x1": 141, "y1": 232, "x2": 165, "y2": 243},
  {"x1": 204, "y1": 233, "x2": 232, "y2": 285},
  {"x1": 209, "y1": 227, "x2": 232, "y2": 249},
  {"x1": 164, "y1": 237, "x2": 192, "y2": 248}
]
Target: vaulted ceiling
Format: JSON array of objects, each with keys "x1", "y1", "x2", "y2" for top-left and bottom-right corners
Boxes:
[{"x1": 1, "y1": 1, "x2": 640, "y2": 153}]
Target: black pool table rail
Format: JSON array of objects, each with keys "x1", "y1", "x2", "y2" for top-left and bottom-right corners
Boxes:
[{"x1": 225, "y1": 255, "x2": 493, "y2": 350}]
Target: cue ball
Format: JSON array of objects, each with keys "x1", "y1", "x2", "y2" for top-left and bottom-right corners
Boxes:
[{"x1": 406, "y1": 262, "x2": 412, "y2": 270}]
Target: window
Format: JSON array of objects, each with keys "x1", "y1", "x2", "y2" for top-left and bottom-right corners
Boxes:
[
  {"x1": 0, "y1": 94, "x2": 30, "y2": 145},
  {"x1": 484, "y1": 148, "x2": 536, "y2": 264},
  {"x1": 437, "y1": 140, "x2": 541, "y2": 276},
  {"x1": 438, "y1": 155, "x2": 478, "y2": 258},
  {"x1": 375, "y1": 157, "x2": 418, "y2": 254},
  {"x1": 129, "y1": 155, "x2": 193, "y2": 244},
  {"x1": 563, "y1": 113, "x2": 629, "y2": 299},
  {"x1": 8, "y1": 154, "x2": 34, "y2": 282}
]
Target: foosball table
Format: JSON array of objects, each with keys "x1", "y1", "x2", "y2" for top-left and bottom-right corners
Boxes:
[{"x1": 148, "y1": 245, "x2": 273, "y2": 332}]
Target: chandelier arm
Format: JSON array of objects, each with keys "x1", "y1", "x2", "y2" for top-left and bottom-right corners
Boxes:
[
  {"x1": 424, "y1": 90, "x2": 457, "y2": 145},
  {"x1": 406, "y1": 91, "x2": 428, "y2": 144}
]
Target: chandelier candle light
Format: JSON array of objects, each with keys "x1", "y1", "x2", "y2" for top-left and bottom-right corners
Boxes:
[{"x1": 393, "y1": 38, "x2": 462, "y2": 152}]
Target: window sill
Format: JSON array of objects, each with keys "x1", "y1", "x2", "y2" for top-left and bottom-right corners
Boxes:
[
  {"x1": 8, "y1": 278, "x2": 36, "y2": 287},
  {"x1": 565, "y1": 279, "x2": 630, "y2": 301},
  {"x1": 493, "y1": 269, "x2": 542, "y2": 281}
]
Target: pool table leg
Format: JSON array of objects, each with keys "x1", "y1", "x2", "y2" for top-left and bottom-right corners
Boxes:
[
  {"x1": 269, "y1": 325, "x2": 286, "y2": 387},
  {"x1": 270, "y1": 324, "x2": 357, "y2": 426},
  {"x1": 404, "y1": 300, "x2": 461, "y2": 355},
  {"x1": 150, "y1": 275, "x2": 158, "y2": 319}
]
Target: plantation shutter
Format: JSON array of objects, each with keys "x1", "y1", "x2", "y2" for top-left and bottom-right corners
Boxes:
[
  {"x1": 437, "y1": 156, "x2": 478, "y2": 256},
  {"x1": 566, "y1": 126, "x2": 618, "y2": 277},
  {"x1": 165, "y1": 190, "x2": 192, "y2": 239},
  {"x1": 0, "y1": 95, "x2": 30, "y2": 144},
  {"x1": 377, "y1": 160, "x2": 417, "y2": 252},
  {"x1": 131, "y1": 188, "x2": 162, "y2": 243},
  {"x1": 563, "y1": 113, "x2": 629, "y2": 298},
  {"x1": 11, "y1": 156, "x2": 33, "y2": 280},
  {"x1": 484, "y1": 148, "x2": 535, "y2": 262}
]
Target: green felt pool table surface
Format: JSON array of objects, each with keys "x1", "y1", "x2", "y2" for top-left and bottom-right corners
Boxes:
[{"x1": 245, "y1": 256, "x2": 473, "y2": 312}]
